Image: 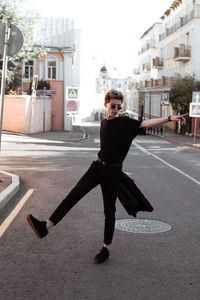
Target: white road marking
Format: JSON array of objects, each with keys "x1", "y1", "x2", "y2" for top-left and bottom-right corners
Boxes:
[
  {"x1": 94, "y1": 139, "x2": 100, "y2": 143},
  {"x1": 0, "y1": 189, "x2": 34, "y2": 239},
  {"x1": 148, "y1": 146, "x2": 161, "y2": 149},
  {"x1": 135, "y1": 139, "x2": 169, "y2": 144},
  {"x1": 148, "y1": 146, "x2": 189, "y2": 152},
  {"x1": 133, "y1": 141, "x2": 200, "y2": 186},
  {"x1": 124, "y1": 172, "x2": 133, "y2": 176}
]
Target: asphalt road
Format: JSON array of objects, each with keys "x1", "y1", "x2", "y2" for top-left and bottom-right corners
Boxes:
[{"x1": 0, "y1": 124, "x2": 200, "y2": 300}]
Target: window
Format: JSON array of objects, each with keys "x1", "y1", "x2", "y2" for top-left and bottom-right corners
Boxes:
[
  {"x1": 24, "y1": 60, "x2": 34, "y2": 80},
  {"x1": 180, "y1": 17, "x2": 183, "y2": 27},
  {"x1": 186, "y1": 32, "x2": 189, "y2": 47},
  {"x1": 47, "y1": 57, "x2": 57, "y2": 80}
]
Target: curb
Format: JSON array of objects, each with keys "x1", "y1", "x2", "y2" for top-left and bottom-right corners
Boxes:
[
  {"x1": 2, "y1": 126, "x2": 88, "y2": 143},
  {"x1": 148, "y1": 134, "x2": 200, "y2": 151},
  {"x1": 63, "y1": 126, "x2": 88, "y2": 142},
  {"x1": 51, "y1": 127, "x2": 88, "y2": 142},
  {"x1": 161, "y1": 136, "x2": 200, "y2": 150},
  {"x1": 0, "y1": 170, "x2": 20, "y2": 210},
  {"x1": 77, "y1": 126, "x2": 88, "y2": 140}
]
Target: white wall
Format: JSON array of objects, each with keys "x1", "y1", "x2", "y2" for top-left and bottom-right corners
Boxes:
[{"x1": 27, "y1": 98, "x2": 52, "y2": 134}]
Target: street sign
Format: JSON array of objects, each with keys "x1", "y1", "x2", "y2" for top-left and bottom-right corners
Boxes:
[
  {"x1": 66, "y1": 87, "x2": 80, "y2": 100},
  {"x1": 64, "y1": 87, "x2": 79, "y2": 130},
  {"x1": 67, "y1": 100, "x2": 78, "y2": 111},
  {"x1": 192, "y1": 92, "x2": 200, "y2": 103},
  {"x1": 161, "y1": 92, "x2": 169, "y2": 105},
  {"x1": 36, "y1": 90, "x2": 56, "y2": 96},
  {"x1": 189, "y1": 102, "x2": 200, "y2": 117},
  {"x1": 189, "y1": 101, "x2": 200, "y2": 143},
  {"x1": 0, "y1": 23, "x2": 24, "y2": 56}
]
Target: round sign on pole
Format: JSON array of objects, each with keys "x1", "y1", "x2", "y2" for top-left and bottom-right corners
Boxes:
[
  {"x1": 0, "y1": 23, "x2": 24, "y2": 56},
  {"x1": 67, "y1": 100, "x2": 78, "y2": 111}
]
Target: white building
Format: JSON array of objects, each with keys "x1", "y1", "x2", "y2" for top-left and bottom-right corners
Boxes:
[
  {"x1": 72, "y1": 29, "x2": 81, "y2": 87},
  {"x1": 94, "y1": 67, "x2": 135, "y2": 120},
  {"x1": 132, "y1": 0, "x2": 200, "y2": 122}
]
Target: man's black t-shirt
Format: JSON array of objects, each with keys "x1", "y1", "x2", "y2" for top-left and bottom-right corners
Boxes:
[{"x1": 98, "y1": 116, "x2": 142, "y2": 163}]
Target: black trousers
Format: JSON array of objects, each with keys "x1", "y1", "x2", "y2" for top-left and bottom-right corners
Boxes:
[{"x1": 49, "y1": 160, "x2": 122, "y2": 245}]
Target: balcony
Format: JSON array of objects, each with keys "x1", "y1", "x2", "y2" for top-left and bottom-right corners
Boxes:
[
  {"x1": 174, "y1": 45, "x2": 191, "y2": 62},
  {"x1": 159, "y1": 10, "x2": 194, "y2": 42},
  {"x1": 152, "y1": 57, "x2": 164, "y2": 69},
  {"x1": 135, "y1": 81, "x2": 143, "y2": 89},
  {"x1": 133, "y1": 68, "x2": 140, "y2": 75},
  {"x1": 142, "y1": 63, "x2": 151, "y2": 73}
]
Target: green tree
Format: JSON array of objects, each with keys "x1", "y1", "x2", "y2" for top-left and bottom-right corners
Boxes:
[
  {"x1": 170, "y1": 75, "x2": 200, "y2": 134},
  {"x1": 0, "y1": 1, "x2": 46, "y2": 94}
]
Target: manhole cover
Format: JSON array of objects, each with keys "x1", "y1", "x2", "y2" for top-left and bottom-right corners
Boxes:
[{"x1": 115, "y1": 219, "x2": 171, "y2": 234}]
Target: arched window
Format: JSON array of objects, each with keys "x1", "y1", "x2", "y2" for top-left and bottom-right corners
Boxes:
[{"x1": 46, "y1": 56, "x2": 57, "y2": 80}]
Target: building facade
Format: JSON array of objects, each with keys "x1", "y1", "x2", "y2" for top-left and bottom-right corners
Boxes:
[
  {"x1": 95, "y1": 66, "x2": 134, "y2": 120},
  {"x1": 22, "y1": 17, "x2": 80, "y2": 130},
  {"x1": 131, "y1": 0, "x2": 200, "y2": 133}
]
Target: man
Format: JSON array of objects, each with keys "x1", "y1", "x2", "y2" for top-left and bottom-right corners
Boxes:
[{"x1": 27, "y1": 90, "x2": 187, "y2": 264}]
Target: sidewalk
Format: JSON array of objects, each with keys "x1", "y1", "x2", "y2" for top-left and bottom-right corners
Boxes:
[
  {"x1": 28, "y1": 125, "x2": 87, "y2": 142},
  {"x1": 148, "y1": 128, "x2": 200, "y2": 150},
  {"x1": 0, "y1": 170, "x2": 20, "y2": 210}
]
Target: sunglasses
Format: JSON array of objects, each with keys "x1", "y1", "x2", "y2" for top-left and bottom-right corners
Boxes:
[{"x1": 110, "y1": 104, "x2": 122, "y2": 110}]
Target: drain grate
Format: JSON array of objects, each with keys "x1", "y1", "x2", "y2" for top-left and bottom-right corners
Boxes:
[{"x1": 115, "y1": 219, "x2": 171, "y2": 234}]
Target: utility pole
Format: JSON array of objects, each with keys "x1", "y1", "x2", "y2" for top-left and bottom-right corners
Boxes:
[
  {"x1": 0, "y1": 19, "x2": 10, "y2": 152},
  {"x1": 0, "y1": 20, "x2": 23, "y2": 152}
]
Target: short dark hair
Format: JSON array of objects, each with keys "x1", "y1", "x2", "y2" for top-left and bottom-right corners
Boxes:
[{"x1": 104, "y1": 89, "x2": 124, "y2": 103}]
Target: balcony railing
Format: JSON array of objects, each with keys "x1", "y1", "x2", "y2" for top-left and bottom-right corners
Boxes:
[
  {"x1": 174, "y1": 45, "x2": 191, "y2": 61},
  {"x1": 152, "y1": 57, "x2": 164, "y2": 69},
  {"x1": 137, "y1": 76, "x2": 174, "y2": 89},
  {"x1": 133, "y1": 68, "x2": 140, "y2": 75},
  {"x1": 160, "y1": 10, "x2": 194, "y2": 41},
  {"x1": 138, "y1": 40, "x2": 156, "y2": 55},
  {"x1": 142, "y1": 63, "x2": 151, "y2": 72}
]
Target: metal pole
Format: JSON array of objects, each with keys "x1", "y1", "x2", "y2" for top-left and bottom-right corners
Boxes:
[
  {"x1": 43, "y1": 87, "x2": 46, "y2": 133},
  {"x1": 194, "y1": 117, "x2": 197, "y2": 144},
  {"x1": 178, "y1": 110, "x2": 181, "y2": 134},
  {"x1": 0, "y1": 20, "x2": 10, "y2": 153}
]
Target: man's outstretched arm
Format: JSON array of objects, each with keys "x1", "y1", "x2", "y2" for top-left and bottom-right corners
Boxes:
[{"x1": 140, "y1": 113, "x2": 188, "y2": 128}]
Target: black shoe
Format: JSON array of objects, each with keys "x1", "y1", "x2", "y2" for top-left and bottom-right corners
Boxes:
[
  {"x1": 94, "y1": 247, "x2": 109, "y2": 264},
  {"x1": 27, "y1": 214, "x2": 48, "y2": 239}
]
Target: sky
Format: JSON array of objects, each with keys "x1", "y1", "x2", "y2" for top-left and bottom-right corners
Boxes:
[{"x1": 28, "y1": 0, "x2": 173, "y2": 77}]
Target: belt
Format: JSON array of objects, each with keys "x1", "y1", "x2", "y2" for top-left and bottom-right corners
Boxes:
[{"x1": 97, "y1": 157, "x2": 122, "y2": 167}]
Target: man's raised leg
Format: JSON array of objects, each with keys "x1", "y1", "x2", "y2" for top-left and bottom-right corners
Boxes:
[{"x1": 27, "y1": 161, "x2": 99, "y2": 239}]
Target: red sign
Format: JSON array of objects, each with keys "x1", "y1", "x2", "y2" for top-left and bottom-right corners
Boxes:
[
  {"x1": 67, "y1": 100, "x2": 77, "y2": 111},
  {"x1": 32, "y1": 89, "x2": 36, "y2": 101}
]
